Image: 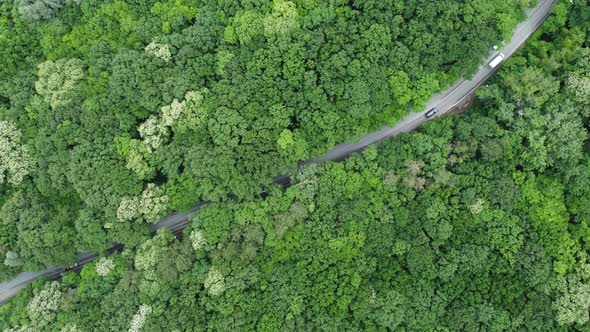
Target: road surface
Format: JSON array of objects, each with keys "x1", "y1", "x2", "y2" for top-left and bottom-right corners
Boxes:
[{"x1": 0, "y1": 0, "x2": 557, "y2": 305}]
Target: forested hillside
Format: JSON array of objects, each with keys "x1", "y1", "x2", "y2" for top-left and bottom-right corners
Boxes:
[
  {"x1": 1, "y1": 1, "x2": 588, "y2": 330},
  {"x1": 0, "y1": 0, "x2": 537, "y2": 277}
]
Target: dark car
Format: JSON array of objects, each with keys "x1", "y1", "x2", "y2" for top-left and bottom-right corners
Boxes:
[
  {"x1": 64, "y1": 263, "x2": 79, "y2": 272},
  {"x1": 425, "y1": 107, "x2": 438, "y2": 118}
]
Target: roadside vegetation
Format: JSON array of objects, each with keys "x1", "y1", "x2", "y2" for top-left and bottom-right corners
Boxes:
[{"x1": 1, "y1": 1, "x2": 589, "y2": 330}]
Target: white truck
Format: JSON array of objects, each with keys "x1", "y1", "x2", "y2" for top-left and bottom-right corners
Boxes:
[{"x1": 488, "y1": 53, "x2": 505, "y2": 69}]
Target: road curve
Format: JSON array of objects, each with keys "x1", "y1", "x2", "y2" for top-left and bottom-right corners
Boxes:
[
  {"x1": 0, "y1": 0, "x2": 557, "y2": 306},
  {"x1": 313, "y1": 0, "x2": 557, "y2": 163}
]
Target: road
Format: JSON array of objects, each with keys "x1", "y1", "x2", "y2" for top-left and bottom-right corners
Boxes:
[{"x1": 0, "y1": 0, "x2": 557, "y2": 305}]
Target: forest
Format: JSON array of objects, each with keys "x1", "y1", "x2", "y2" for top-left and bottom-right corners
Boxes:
[
  {"x1": 0, "y1": 0, "x2": 589, "y2": 330},
  {"x1": 0, "y1": 0, "x2": 538, "y2": 277}
]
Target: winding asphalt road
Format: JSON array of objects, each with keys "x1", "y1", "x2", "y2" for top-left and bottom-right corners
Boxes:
[{"x1": 0, "y1": 0, "x2": 557, "y2": 306}]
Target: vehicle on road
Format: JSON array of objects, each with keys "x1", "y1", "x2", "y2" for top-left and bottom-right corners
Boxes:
[
  {"x1": 425, "y1": 108, "x2": 438, "y2": 118},
  {"x1": 488, "y1": 53, "x2": 505, "y2": 69},
  {"x1": 64, "y1": 263, "x2": 79, "y2": 272}
]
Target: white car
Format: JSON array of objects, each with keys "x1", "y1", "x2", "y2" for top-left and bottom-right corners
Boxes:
[
  {"x1": 488, "y1": 53, "x2": 505, "y2": 69},
  {"x1": 425, "y1": 108, "x2": 438, "y2": 118}
]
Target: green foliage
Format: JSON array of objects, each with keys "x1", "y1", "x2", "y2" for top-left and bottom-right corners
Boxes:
[
  {"x1": 207, "y1": 106, "x2": 247, "y2": 147},
  {"x1": 150, "y1": 0, "x2": 198, "y2": 34},
  {"x1": 0, "y1": 187, "x2": 78, "y2": 270},
  {"x1": 0, "y1": 0, "x2": 543, "y2": 278},
  {"x1": 553, "y1": 253, "x2": 590, "y2": 326},
  {"x1": 193, "y1": 204, "x2": 233, "y2": 246},
  {"x1": 521, "y1": 177, "x2": 578, "y2": 274},
  {"x1": 4, "y1": 37, "x2": 589, "y2": 327},
  {"x1": 0, "y1": 1, "x2": 589, "y2": 331},
  {"x1": 61, "y1": 1, "x2": 149, "y2": 56}
]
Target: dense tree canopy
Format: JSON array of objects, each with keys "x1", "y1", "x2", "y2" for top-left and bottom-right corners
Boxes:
[
  {"x1": 0, "y1": 0, "x2": 538, "y2": 276},
  {"x1": 1, "y1": 2, "x2": 589, "y2": 329}
]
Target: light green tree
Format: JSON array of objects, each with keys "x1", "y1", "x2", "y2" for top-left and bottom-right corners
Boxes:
[
  {"x1": 263, "y1": 0, "x2": 299, "y2": 38},
  {"x1": 0, "y1": 121, "x2": 31, "y2": 186},
  {"x1": 277, "y1": 129, "x2": 294, "y2": 150},
  {"x1": 189, "y1": 228, "x2": 206, "y2": 251},
  {"x1": 35, "y1": 58, "x2": 84, "y2": 109},
  {"x1": 95, "y1": 257, "x2": 115, "y2": 276},
  {"x1": 234, "y1": 10, "x2": 263, "y2": 44},
  {"x1": 138, "y1": 116, "x2": 168, "y2": 153},
  {"x1": 27, "y1": 281, "x2": 63, "y2": 324},
  {"x1": 128, "y1": 304, "x2": 152, "y2": 332},
  {"x1": 4, "y1": 251, "x2": 24, "y2": 267},
  {"x1": 204, "y1": 266, "x2": 225, "y2": 296},
  {"x1": 145, "y1": 42, "x2": 172, "y2": 62},
  {"x1": 117, "y1": 184, "x2": 168, "y2": 223},
  {"x1": 17, "y1": 0, "x2": 80, "y2": 21}
]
